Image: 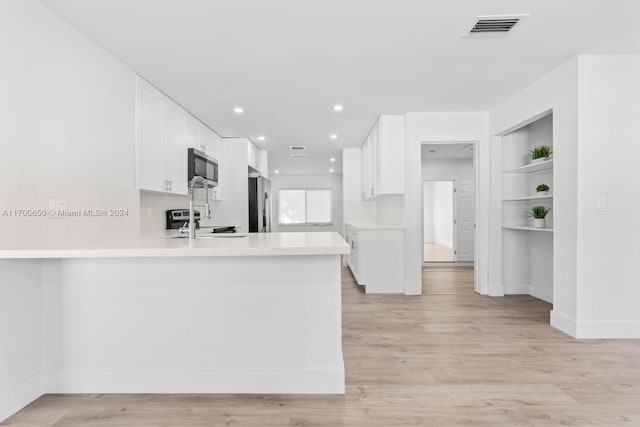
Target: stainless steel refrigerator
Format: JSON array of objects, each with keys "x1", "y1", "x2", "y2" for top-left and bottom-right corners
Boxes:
[{"x1": 248, "y1": 176, "x2": 271, "y2": 233}]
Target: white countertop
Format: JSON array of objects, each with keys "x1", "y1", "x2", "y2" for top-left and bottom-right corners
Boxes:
[
  {"x1": 345, "y1": 222, "x2": 405, "y2": 230},
  {"x1": 0, "y1": 232, "x2": 349, "y2": 259}
]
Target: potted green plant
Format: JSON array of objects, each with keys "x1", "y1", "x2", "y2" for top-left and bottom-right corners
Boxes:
[
  {"x1": 528, "y1": 205, "x2": 550, "y2": 228},
  {"x1": 536, "y1": 183, "x2": 550, "y2": 196},
  {"x1": 529, "y1": 145, "x2": 552, "y2": 164}
]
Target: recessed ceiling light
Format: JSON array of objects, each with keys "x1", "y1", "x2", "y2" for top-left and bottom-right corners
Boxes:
[
  {"x1": 330, "y1": 158, "x2": 336, "y2": 162},
  {"x1": 333, "y1": 105, "x2": 343, "y2": 112},
  {"x1": 233, "y1": 107, "x2": 244, "y2": 114},
  {"x1": 330, "y1": 134, "x2": 338, "y2": 140},
  {"x1": 274, "y1": 170, "x2": 279, "y2": 174},
  {"x1": 329, "y1": 169, "x2": 334, "y2": 173},
  {"x1": 258, "y1": 135, "x2": 265, "y2": 141}
]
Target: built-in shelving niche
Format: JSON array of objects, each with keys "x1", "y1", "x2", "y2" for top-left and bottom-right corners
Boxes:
[{"x1": 501, "y1": 112, "x2": 554, "y2": 304}]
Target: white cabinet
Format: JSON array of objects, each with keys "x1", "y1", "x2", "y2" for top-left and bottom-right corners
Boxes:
[
  {"x1": 135, "y1": 81, "x2": 165, "y2": 192},
  {"x1": 247, "y1": 140, "x2": 268, "y2": 178},
  {"x1": 184, "y1": 114, "x2": 223, "y2": 200},
  {"x1": 135, "y1": 76, "x2": 223, "y2": 198},
  {"x1": 135, "y1": 78, "x2": 187, "y2": 195},
  {"x1": 247, "y1": 142, "x2": 257, "y2": 170},
  {"x1": 360, "y1": 115, "x2": 404, "y2": 200},
  {"x1": 345, "y1": 223, "x2": 405, "y2": 293},
  {"x1": 162, "y1": 101, "x2": 188, "y2": 195}
]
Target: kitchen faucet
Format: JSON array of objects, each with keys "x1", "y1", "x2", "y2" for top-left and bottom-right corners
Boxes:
[{"x1": 180, "y1": 176, "x2": 211, "y2": 239}]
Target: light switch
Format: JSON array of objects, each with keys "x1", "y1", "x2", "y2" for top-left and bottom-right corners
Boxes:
[
  {"x1": 598, "y1": 197, "x2": 608, "y2": 211},
  {"x1": 146, "y1": 208, "x2": 153, "y2": 217}
]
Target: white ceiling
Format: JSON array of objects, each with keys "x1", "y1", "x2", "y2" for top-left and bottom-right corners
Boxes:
[
  {"x1": 40, "y1": 0, "x2": 640, "y2": 175},
  {"x1": 421, "y1": 143, "x2": 474, "y2": 160}
]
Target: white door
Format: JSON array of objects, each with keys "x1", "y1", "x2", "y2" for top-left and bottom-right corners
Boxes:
[{"x1": 455, "y1": 180, "x2": 475, "y2": 262}]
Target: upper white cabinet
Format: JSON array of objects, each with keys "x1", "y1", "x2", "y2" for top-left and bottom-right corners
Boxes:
[
  {"x1": 184, "y1": 114, "x2": 223, "y2": 200},
  {"x1": 135, "y1": 81, "x2": 165, "y2": 193},
  {"x1": 135, "y1": 76, "x2": 222, "y2": 198},
  {"x1": 247, "y1": 140, "x2": 268, "y2": 178},
  {"x1": 360, "y1": 115, "x2": 404, "y2": 199}
]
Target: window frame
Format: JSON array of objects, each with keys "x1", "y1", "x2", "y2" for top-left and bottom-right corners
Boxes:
[{"x1": 277, "y1": 188, "x2": 333, "y2": 226}]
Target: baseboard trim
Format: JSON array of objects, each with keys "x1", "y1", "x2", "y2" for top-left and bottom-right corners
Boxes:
[
  {"x1": 45, "y1": 367, "x2": 345, "y2": 394},
  {"x1": 550, "y1": 310, "x2": 577, "y2": 337},
  {"x1": 575, "y1": 319, "x2": 640, "y2": 339},
  {"x1": 404, "y1": 280, "x2": 422, "y2": 295},
  {"x1": 0, "y1": 371, "x2": 46, "y2": 423},
  {"x1": 487, "y1": 283, "x2": 504, "y2": 297}
]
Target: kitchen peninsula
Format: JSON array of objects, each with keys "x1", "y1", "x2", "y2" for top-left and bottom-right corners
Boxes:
[{"x1": 0, "y1": 232, "x2": 349, "y2": 421}]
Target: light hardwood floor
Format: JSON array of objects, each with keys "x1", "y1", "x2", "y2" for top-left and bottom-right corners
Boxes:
[
  {"x1": 3, "y1": 266, "x2": 640, "y2": 426},
  {"x1": 424, "y1": 242, "x2": 455, "y2": 262}
]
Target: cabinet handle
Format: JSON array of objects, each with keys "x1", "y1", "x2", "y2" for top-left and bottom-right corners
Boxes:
[
  {"x1": 167, "y1": 180, "x2": 172, "y2": 192},
  {"x1": 351, "y1": 241, "x2": 355, "y2": 250},
  {"x1": 371, "y1": 187, "x2": 375, "y2": 196}
]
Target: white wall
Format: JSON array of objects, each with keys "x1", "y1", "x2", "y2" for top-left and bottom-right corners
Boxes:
[
  {"x1": 206, "y1": 139, "x2": 249, "y2": 232},
  {"x1": 431, "y1": 181, "x2": 454, "y2": 248},
  {"x1": 0, "y1": 0, "x2": 135, "y2": 186},
  {"x1": 423, "y1": 182, "x2": 434, "y2": 243},
  {"x1": 422, "y1": 159, "x2": 474, "y2": 181},
  {"x1": 403, "y1": 113, "x2": 489, "y2": 295},
  {"x1": 575, "y1": 55, "x2": 640, "y2": 338},
  {"x1": 0, "y1": 260, "x2": 45, "y2": 422},
  {"x1": 0, "y1": 0, "x2": 140, "y2": 246},
  {"x1": 342, "y1": 149, "x2": 377, "y2": 225},
  {"x1": 490, "y1": 58, "x2": 579, "y2": 334},
  {"x1": 271, "y1": 174, "x2": 343, "y2": 235}
]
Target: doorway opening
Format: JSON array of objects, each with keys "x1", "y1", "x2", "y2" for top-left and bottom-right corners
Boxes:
[
  {"x1": 421, "y1": 142, "x2": 478, "y2": 293},
  {"x1": 423, "y1": 180, "x2": 455, "y2": 262}
]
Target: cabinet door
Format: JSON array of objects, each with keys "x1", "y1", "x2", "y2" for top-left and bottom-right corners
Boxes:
[
  {"x1": 203, "y1": 127, "x2": 222, "y2": 161},
  {"x1": 361, "y1": 137, "x2": 370, "y2": 200},
  {"x1": 378, "y1": 116, "x2": 405, "y2": 195},
  {"x1": 135, "y1": 82, "x2": 165, "y2": 192},
  {"x1": 247, "y1": 142, "x2": 257, "y2": 169},
  {"x1": 184, "y1": 114, "x2": 199, "y2": 150},
  {"x1": 162, "y1": 101, "x2": 188, "y2": 195},
  {"x1": 370, "y1": 121, "x2": 381, "y2": 197}
]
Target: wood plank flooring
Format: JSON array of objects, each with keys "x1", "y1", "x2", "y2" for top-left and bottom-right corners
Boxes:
[{"x1": 3, "y1": 266, "x2": 640, "y2": 426}]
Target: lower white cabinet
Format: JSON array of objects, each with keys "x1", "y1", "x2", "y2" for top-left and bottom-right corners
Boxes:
[{"x1": 344, "y1": 223, "x2": 404, "y2": 293}]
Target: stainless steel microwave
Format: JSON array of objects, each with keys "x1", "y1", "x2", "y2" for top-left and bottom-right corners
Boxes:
[{"x1": 187, "y1": 148, "x2": 218, "y2": 187}]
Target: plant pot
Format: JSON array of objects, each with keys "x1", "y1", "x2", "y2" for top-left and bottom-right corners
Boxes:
[
  {"x1": 530, "y1": 157, "x2": 547, "y2": 165},
  {"x1": 533, "y1": 218, "x2": 546, "y2": 228},
  {"x1": 537, "y1": 191, "x2": 549, "y2": 196}
]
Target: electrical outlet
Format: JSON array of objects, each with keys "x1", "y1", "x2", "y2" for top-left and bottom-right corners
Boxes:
[{"x1": 598, "y1": 197, "x2": 608, "y2": 211}]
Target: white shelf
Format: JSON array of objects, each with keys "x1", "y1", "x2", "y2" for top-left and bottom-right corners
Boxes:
[
  {"x1": 502, "y1": 195, "x2": 553, "y2": 202},
  {"x1": 503, "y1": 159, "x2": 553, "y2": 174},
  {"x1": 502, "y1": 225, "x2": 554, "y2": 233}
]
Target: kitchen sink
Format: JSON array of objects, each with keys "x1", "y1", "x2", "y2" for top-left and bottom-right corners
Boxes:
[{"x1": 171, "y1": 233, "x2": 248, "y2": 239}]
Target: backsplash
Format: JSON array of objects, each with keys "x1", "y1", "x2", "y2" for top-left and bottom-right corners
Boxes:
[
  {"x1": 139, "y1": 190, "x2": 223, "y2": 234},
  {"x1": 0, "y1": 173, "x2": 140, "y2": 247}
]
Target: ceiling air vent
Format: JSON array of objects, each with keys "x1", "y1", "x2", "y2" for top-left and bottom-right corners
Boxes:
[
  {"x1": 289, "y1": 146, "x2": 306, "y2": 151},
  {"x1": 290, "y1": 153, "x2": 308, "y2": 158},
  {"x1": 466, "y1": 14, "x2": 528, "y2": 37}
]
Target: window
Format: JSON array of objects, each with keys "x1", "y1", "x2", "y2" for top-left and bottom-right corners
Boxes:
[{"x1": 278, "y1": 189, "x2": 332, "y2": 225}]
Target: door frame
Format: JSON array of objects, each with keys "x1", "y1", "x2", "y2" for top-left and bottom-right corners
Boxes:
[{"x1": 420, "y1": 141, "x2": 479, "y2": 293}]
